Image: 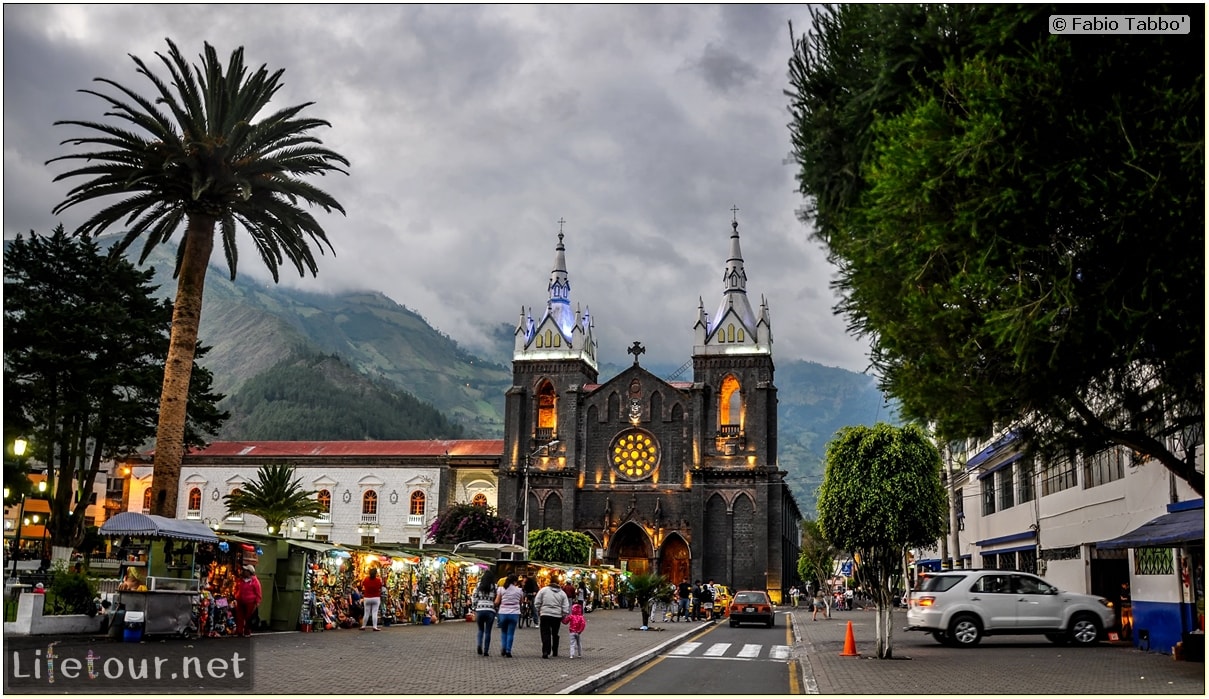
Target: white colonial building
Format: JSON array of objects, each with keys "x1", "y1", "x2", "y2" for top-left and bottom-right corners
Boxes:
[
  {"x1": 118, "y1": 440, "x2": 503, "y2": 548},
  {"x1": 916, "y1": 428, "x2": 1203, "y2": 656}
]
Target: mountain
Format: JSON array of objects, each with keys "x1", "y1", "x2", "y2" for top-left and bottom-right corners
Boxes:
[{"x1": 129, "y1": 239, "x2": 894, "y2": 517}]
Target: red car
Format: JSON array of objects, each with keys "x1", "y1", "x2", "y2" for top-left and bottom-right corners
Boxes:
[{"x1": 728, "y1": 590, "x2": 775, "y2": 628}]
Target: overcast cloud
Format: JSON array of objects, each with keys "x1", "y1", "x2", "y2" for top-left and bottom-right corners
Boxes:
[{"x1": 3, "y1": 4, "x2": 872, "y2": 373}]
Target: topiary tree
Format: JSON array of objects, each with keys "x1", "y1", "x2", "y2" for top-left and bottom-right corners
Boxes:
[
  {"x1": 817, "y1": 423, "x2": 948, "y2": 658},
  {"x1": 620, "y1": 572, "x2": 673, "y2": 628},
  {"x1": 527, "y1": 529, "x2": 592, "y2": 564},
  {"x1": 427, "y1": 502, "x2": 515, "y2": 546}
]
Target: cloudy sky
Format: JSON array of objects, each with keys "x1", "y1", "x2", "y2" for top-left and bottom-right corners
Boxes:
[{"x1": 3, "y1": 4, "x2": 873, "y2": 374}]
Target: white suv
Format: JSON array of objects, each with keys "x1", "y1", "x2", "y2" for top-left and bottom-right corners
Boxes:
[{"x1": 905, "y1": 570, "x2": 1115, "y2": 647}]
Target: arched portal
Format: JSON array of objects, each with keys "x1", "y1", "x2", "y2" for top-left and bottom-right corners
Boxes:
[
  {"x1": 659, "y1": 534, "x2": 691, "y2": 585},
  {"x1": 611, "y1": 522, "x2": 652, "y2": 576}
]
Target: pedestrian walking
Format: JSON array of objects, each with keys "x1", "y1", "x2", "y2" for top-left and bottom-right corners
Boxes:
[
  {"x1": 790, "y1": 585, "x2": 800, "y2": 608},
  {"x1": 677, "y1": 580, "x2": 691, "y2": 621},
  {"x1": 360, "y1": 567, "x2": 384, "y2": 631},
  {"x1": 472, "y1": 576, "x2": 498, "y2": 655},
  {"x1": 562, "y1": 602, "x2": 587, "y2": 658},
  {"x1": 812, "y1": 589, "x2": 825, "y2": 621},
  {"x1": 495, "y1": 574, "x2": 524, "y2": 658},
  {"x1": 691, "y1": 580, "x2": 703, "y2": 621},
  {"x1": 235, "y1": 564, "x2": 262, "y2": 637},
  {"x1": 534, "y1": 576, "x2": 571, "y2": 658}
]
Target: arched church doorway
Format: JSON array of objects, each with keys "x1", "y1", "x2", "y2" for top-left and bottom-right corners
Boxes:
[
  {"x1": 611, "y1": 522, "x2": 652, "y2": 576},
  {"x1": 659, "y1": 535, "x2": 690, "y2": 584}
]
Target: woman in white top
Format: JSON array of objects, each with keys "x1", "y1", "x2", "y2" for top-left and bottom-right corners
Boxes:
[{"x1": 495, "y1": 574, "x2": 525, "y2": 658}]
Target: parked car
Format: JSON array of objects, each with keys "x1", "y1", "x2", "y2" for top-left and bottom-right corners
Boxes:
[
  {"x1": 711, "y1": 584, "x2": 732, "y2": 618},
  {"x1": 728, "y1": 590, "x2": 775, "y2": 628},
  {"x1": 905, "y1": 570, "x2": 1115, "y2": 647}
]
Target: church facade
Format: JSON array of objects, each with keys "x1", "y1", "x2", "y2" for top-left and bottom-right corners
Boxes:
[{"x1": 497, "y1": 219, "x2": 802, "y2": 596}]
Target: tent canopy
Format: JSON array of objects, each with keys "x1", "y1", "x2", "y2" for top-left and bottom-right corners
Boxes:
[
  {"x1": 99, "y1": 512, "x2": 219, "y2": 543},
  {"x1": 1096, "y1": 508, "x2": 1204, "y2": 550}
]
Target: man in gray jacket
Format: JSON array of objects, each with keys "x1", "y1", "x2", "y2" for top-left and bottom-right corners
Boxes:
[{"x1": 534, "y1": 576, "x2": 571, "y2": 658}]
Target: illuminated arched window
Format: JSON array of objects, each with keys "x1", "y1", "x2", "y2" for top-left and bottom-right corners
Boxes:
[
  {"x1": 362, "y1": 490, "x2": 378, "y2": 515},
  {"x1": 537, "y1": 380, "x2": 557, "y2": 434},
  {"x1": 410, "y1": 491, "x2": 426, "y2": 516},
  {"x1": 317, "y1": 489, "x2": 331, "y2": 513},
  {"x1": 719, "y1": 375, "x2": 743, "y2": 430},
  {"x1": 142, "y1": 489, "x2": 152, "y2": 512},
  {"x1": 187, "y1": 488, "x2": 201, "y2": 510},
  {"x1": 227, "y1": 489, "x2": 243, "y2": 520},
  {"x1": 472, "y1": 493, "x2": 488, "y2": 507},
  {"x1": 727, "y1": 324, "x2": 735, "y2": 342}
]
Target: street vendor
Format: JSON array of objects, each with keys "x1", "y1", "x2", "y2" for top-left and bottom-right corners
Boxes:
[{"x1": 118, "y1": 568, "x2": 144, "y2": 591}]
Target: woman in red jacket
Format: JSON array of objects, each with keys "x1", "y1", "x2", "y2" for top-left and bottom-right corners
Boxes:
[{"x1": 235, "y1": 565, "x2": 263, "y2": 637}]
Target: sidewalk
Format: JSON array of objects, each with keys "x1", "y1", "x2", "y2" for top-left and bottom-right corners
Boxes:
[{"x1": 788, "y1": 606, "x2": 1205, "y2": 695}]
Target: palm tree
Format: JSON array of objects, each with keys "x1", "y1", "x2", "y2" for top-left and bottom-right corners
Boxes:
[
  {"x1": 623, "y1": 572, "x2": 673, "y2": 628},
  {"x1": 223, "y1": 463, "x2": 324, "y2": 535},
  {"x1": 47, "y1": 39, "x2": 349, "y2": 517}
]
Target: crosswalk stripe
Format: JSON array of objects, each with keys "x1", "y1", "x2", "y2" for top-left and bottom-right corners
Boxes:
[
  {"x1": 769, "y1": 645, "x2": 791, "y2": 659},
  {"x1": 704, "y1": 643, "x2": 732, "y2": 657},
  {"x1": 667, "y1": 642, "x2": 701, "y2": 656},
  {"x1": 737, "y1": 644, "x2": 761, "y2": 658}
]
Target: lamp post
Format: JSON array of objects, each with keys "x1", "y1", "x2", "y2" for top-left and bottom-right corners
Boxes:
[
  {"x1": 8, "y1": 439, "x2": 43, "y2": 576},
  {"x1": 521, "y1": 440, "x2": 561, "y2": 558}
]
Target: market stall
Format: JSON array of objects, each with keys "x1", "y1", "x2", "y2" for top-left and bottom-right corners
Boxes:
[
  {"x1": 99, "y1": 512, "x2": 218, "y2": 637},
  {"x1": 195, "y1": 534, "x2": 266, "y2": 636}
]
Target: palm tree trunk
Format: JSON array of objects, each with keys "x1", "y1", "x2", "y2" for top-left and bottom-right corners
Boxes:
[{"x1": 149, "y1": 214, "x2": 215, "y2": 517}]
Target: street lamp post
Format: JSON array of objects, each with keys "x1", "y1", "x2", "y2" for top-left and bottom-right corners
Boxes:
[{"x1": 521, "y1": 440, "x2": 561, "y2": 558}]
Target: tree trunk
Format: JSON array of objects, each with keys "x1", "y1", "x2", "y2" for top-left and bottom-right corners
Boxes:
[
  {"x1": 640, "y1": 599, "x2": 652, "y2": 627},
  {"x1": 875, "y1": 603, "x2": 894, "y2": 659},
  {"x1": 150, "y1": 215, "x2": 215, "y2": 517}
]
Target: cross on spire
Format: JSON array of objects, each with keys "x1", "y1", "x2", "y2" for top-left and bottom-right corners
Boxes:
[
  {"x1": 558, "y1": 217, "x2": 566, "y2": 235},
  {"x1": 730, "y1": 205, "x2": 740, "y2": 223},
  {"x1": 627, "y1": 341, "x2": 646, "y2": 365}
]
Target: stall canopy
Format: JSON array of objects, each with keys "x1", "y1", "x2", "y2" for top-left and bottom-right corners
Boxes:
[
  {"x1": 1096, "y1": 508, "x2": 1205, "y2": 550},
  {"x1": 100, "y1": 512, "x2": 219, "y2": 543}
]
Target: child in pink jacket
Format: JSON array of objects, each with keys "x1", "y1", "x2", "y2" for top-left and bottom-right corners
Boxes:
[{"x1": 562, "y1": 603, "x2": 587, "y2": 658}]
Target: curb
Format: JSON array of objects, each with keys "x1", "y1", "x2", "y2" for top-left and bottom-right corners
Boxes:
[{"x1": 558, "y1": 619, "x2": 717, "y2": 694}]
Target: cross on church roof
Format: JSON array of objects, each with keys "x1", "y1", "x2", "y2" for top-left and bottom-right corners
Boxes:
[
  {"x1": 731, "y1": 205, "x2": 739, "y2": 223},
  {"x1": 558, "y1": 217, "x2": 566, "y2": 234},
  {"x1": 627, "y1": 341, "x2": 646, "y2": 365}
]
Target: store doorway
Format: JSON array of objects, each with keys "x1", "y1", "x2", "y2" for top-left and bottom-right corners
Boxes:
[{"x1": 1091, "y1": 549, "x2": 1131, "y2": 639}]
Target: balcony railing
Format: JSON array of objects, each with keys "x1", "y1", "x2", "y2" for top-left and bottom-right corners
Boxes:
[
  {"x1": 185, "y1": 509, "x2": 201, "y2": 520},
  {"x1": 360, "y1": 513, "x2": 378, "y2": 525},
  {"x1": 407, "y1": 514, "x2": 424, "y2": 526},
  {"x1": 718, "y1": 424, "x2": 741, "y2": 437},
  {"x1": 317, "y1": 512, "x2": 331, "y2": 523},
  {"x1": 535, "y1": 427, "x2": 555, "y2": 443}
]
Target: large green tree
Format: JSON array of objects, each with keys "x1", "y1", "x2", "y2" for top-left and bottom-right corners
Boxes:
[
  {"x1": 787, "y1": 5, "x2": 1204, "y2": 495},
  {"x1": 796, "y1": 518, "x2": 836, "y2": 598},
  {"x1": 222, "y1": 463, "x2": 323, "y2": 535},
  {"x1": 817, "y1": 423, "x2": 947, "y2": 658},
  {"x1": 3, "y1": 227, "x2": 226, "y2": 549},
  {"x1": 528, "y1": 529, "x2": 593, "y2": 564},
  {"x1": 48, "y1": 38, "x2": 349, "y2": 517}
]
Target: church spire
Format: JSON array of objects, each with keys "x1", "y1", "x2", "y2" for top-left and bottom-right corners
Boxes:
[
  {"x1": 711, "y1": 214, "x2": 757, "y2": 336},
  {"x1": 695, "y1": 208, "x2": 771, "y2": 355},
  {"x1": 513, "y1": 221, "x2": 598, "y2": 369}
]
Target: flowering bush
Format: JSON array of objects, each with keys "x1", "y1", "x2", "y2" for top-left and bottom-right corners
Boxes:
[{"x1": 427, "y1": 503, "x2": 517, "y2": 545}]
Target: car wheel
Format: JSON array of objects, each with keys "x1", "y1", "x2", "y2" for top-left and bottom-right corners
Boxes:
[
  {"x1": 730, "y1": 620, "x2": 738, "y2": 628},
  {"x1": 1045, "y1": 632, "x2": 1069, "y2": 645},
  {"x1": 931, "y1": 631, "x2": 950, "y2": 645},
  {"x1": 1068, "y1": 613, "x2": 1101, "y2": 646},
  {"x1": 947, "y1": 614, "x2": 982, "y2": 647}
]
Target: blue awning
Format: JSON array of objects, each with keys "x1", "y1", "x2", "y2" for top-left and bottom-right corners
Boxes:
[
  {"x1": 1096, "y1": 508, "x2": 1204, "y2": 550},
  {"x1": 966, "y1": 431, "x2": 1019, "y2": 470},
  {"x1": 99, "y1": 512, "x2": 219, "y2": 543}
]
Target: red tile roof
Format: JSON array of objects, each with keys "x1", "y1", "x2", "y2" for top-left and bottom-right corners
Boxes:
[{"x1": 183, "y1": 440, "x2": 504, "y2": 459}]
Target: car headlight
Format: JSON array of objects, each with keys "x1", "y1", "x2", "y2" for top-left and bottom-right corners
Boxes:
[{"x1": 1098, "y1": 598, "x2": 1113, "y2": 608}]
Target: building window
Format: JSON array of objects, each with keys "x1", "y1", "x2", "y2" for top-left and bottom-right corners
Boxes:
[
  {"x1": 142, "y1": 489, "x2": 151, "y2": 513},
  {"x1": 410, "y1": 491, "x2": 426, "y2": 516},
  {"x1": 1135, "y1": 547, "x2": 1175, "y2": 575},
  {"x1": 472, "y1": 493, "x2": 488, "y2": 507},
  {"x1": 317, "y1": 489, "x2": 331, "y2": 514},
  {"x1": 1018, "y1": 458, "x2": 1035, "y2": 505},
  {"x1": 360, "y1": 535, "x2": 376, "y2": 546},
  {"x1": 997, "y1": 467, "x2": 1015, "y2": 511},
  {"x1": 362, "y1": 490, "x2": 378, "y2": 515},
  {"x1": 537, "y1": 380, "x2": 557, "y2": 437},
  {"x1": 187, "y1": 488, "x2": 201, "y2": 511},
  {"x1": 718, "y1": 375, "x2": 742, "y2": 433},
  {"x1": 1018, "y1": 548, "x2": 1037, "y2": 574},
  {"x1": 954, "y1": 487, "x2": 964, "y2": 529},
  {"x1": 1084, "y1": 447, "x2": 1124, "y2": 488},
  {"x1": 981, "y1": 476, "x2": 996, "y2": 516},
  {"x1": 1040, "y1": 454, "x2": 1078, "y2": 496},
  {"x1": 226, "y1": 489, "x2": 244, "y2": 520}
]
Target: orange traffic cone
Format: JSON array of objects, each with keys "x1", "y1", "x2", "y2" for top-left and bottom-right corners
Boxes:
[{"x1": 840, "y1": 620, "x2": 859, "y2": 657}]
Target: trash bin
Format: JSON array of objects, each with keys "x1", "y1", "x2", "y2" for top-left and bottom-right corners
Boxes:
[
  {"x1": 108, "y1": 607, "x2": 127, "y2": 639},
  {"x1": 123, "y1": 610, "x2": 145, "y2": 643}
]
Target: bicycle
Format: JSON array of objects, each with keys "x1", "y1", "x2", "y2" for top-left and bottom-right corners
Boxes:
[{"x1": 519, "y1": 598, "x2": 536, "y2": 628}]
